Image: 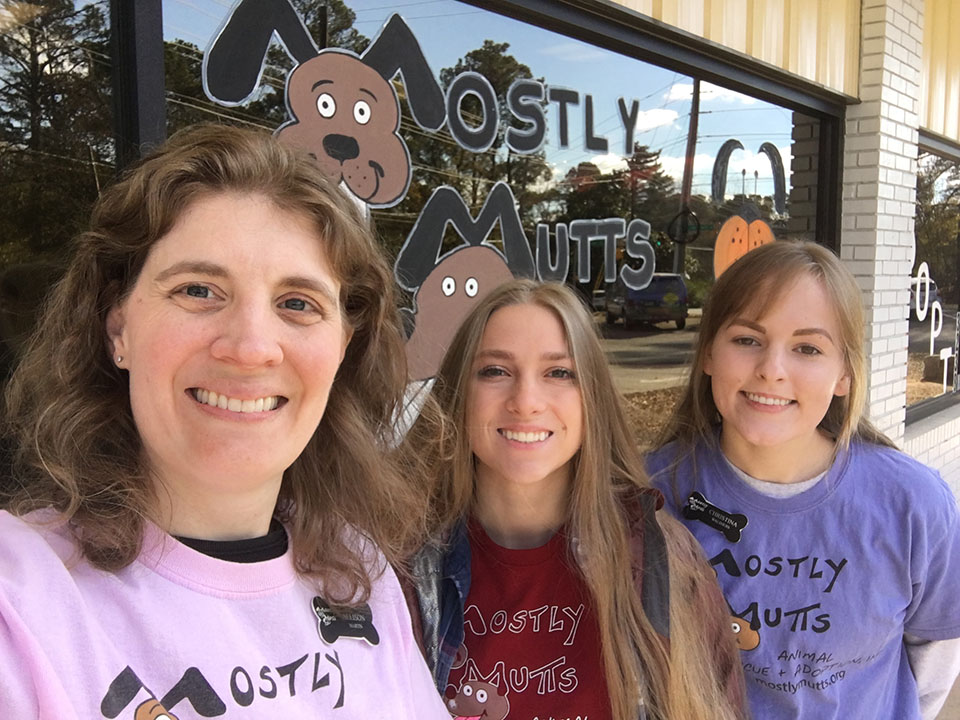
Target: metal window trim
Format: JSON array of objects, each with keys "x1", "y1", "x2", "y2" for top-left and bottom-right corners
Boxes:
[
  {"x1": 905, "y1": 391, "x2": 960, "y2": 425},
  {"x1": 110, "y1": 0, "x2": 166, "y2": 169},
  {"x1": 919, "y1": 129, "x2": 960, "y2": 162},
  {"x1": 817, "y1": 113, "x2": 843, "y2": 253}
]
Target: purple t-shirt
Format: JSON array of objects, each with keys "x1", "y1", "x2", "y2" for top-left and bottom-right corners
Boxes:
[
  {"x1": 0, "y1": 510, "x2": 449, "y2": 719},
  {"x1": 647, "y1": 440, "x2": 960, "y2": 720}
]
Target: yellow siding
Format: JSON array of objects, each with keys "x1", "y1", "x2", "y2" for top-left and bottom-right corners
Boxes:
[
  {"x1": 610, "y1": 0, "x2": 861, "y2": 97},
  {"x1": 786, "y1": 0, "x2": 819, "y2": 80},
  {"x1": 748, "y1": 0, "x2": 785, "y2": 68},
  {"x1": 922, "y1": 0, "x2": 960, "y2": 143}
]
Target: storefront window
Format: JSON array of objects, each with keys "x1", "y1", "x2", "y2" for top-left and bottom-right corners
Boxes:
[
  {"x1": 0, "y1": 0, "x2": 113, "y2": 379},
  {"x1": 907, "y1": 149, "x2": 959, "y2": 409},
  {"x1": 161, "y1": 0, "x2": 830, "y2": 445}
]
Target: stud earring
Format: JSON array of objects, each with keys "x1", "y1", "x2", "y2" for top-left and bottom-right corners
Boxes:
[{"x1": 116, "y1": 355, "x2": 123, "y2": 364}]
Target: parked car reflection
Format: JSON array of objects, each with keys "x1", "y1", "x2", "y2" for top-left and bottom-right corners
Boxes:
[{"x1": 605, "y1": 272, "x2": 689, "y2": 330}]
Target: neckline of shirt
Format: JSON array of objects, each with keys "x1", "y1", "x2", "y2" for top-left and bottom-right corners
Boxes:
[
  {"x1": 137, "y1": 518, "x2": 297, "y2": 597},
  {"x1": 722, "y1": 456, "x2": 826, "y2": 498},
  {"x1": 704, "y1": 440, "x2": 853, "y2": 514},
  {"x1": 468, "y1": 516, "x2": 567, "y2": 567}
]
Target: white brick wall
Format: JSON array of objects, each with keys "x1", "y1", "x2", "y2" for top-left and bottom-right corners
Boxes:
[
  {"x1": 842, "y1": 0, "x2": 960, "y2": 493},
  {"x1": 840, "y1": 0, "x2": 922, "y2": 441}
]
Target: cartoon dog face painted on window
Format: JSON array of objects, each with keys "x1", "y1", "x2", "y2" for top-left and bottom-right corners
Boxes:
[
  {"x1": 394, "y1": 183, "x2": 537, "y2": 381},
  {"x1": 277, "y1": 50, "x2": 409, "y2": 205},
  {"x1": 710, "y1": 138, "x2": 786, "y2": 278},
  {"x1": 204, "y1": 0, "x2": 444, "y2": 208},
  {"x1": 403, "y1": 245, "x2": 515, "y2": 381}
]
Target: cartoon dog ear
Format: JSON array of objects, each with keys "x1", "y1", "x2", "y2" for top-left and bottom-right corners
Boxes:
[
  {"x1": 361, "y1": 13, "x2": 445, "y2": 131},
  {"x1": 394, "y1": 183, "x2": 535, "y2": 291},
  {"x1": 711, "y1": 138, "x2": 787, "y2": 213},
  {"x1": 204, "y1": 0, "x2": 318, "y2": 106},
  {"x1": 101, "y1": 666, "x2": 152, "y2": 719},
  {"x1": 491, "y1": 661, "x2": 509, "y2": 695},
  {"x1": 710, "y1": 138, "x2": 745, "y2": 204},
  {"x1": 160, "y1": 668, "x2": 227, "y2": 717},
  {"x1": 758, "y1": 141, "x2": 786, "y2": 214},
  {"x1": 395, "y1": 187, "x2": 466, "y2": 291}
]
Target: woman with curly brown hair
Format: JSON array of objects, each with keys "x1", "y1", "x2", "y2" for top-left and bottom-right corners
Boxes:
[{"x1": 0, "y1": 124, "x2": 449, "y2": 719}]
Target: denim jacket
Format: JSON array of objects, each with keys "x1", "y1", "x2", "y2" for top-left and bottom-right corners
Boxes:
[{"x1": 407, "y1": 519, "x2": 472, "y2": 690}]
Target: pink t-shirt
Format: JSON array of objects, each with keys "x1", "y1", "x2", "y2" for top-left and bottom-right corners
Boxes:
[{"x1": 0, "y1": 510, "x2": 449, "y2": 719}]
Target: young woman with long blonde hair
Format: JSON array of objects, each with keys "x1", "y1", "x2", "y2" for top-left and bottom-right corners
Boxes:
[
  {"x1": 648, "y1": 241, "x2": 960, "y2": 719},
  {"x1": 401, "y1": 279, "x2": 746, "y2": 720}
]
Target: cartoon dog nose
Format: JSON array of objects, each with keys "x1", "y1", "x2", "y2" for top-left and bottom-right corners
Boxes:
[{"x1": 323, "y1": 134, "x2": 360, "y2": 163}]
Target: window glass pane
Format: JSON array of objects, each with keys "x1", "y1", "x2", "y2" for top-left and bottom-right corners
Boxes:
[
  {"x1": 0, "y1": 0, "x2": 113, "y2": 378},
  {"x1": 908, "y1": 151, "x2": 959, "y2": 407},
  {"x1": 164, "y1": 0, "x2": 822, "y2": 446}
]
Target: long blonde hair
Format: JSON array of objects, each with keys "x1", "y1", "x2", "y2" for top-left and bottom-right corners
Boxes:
[
  {"x1": 5, "y1": 124, "x2": 425, "y2": 604},
  {"x1": 657, "y1": 240, "x2": 895, "y2": 457},
  {"x1": 402, "y1": 279, "x2": 744, "y2": 720}
]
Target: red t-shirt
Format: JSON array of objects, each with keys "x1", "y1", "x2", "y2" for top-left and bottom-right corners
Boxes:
[{"x1": 444, "y1": 520, "x2": 611, "y2": 720}]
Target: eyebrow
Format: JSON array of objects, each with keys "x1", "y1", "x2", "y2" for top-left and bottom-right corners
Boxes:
[
  {"x1": 359, "y1": 87, "x2": 377, "y2": 102},
  {"x1": 284, "y1": 275, "x2": 341, "y2": 308},
  {"x1": 475, "y1": 349, "x2": 571, "y2": 362},
  {"x1": 154, "y1": 261, "x2": 225, "y2": 283},
  {"x1": 729, "y1": 317, "x2": 835, "y2": 343},
  {"x1": 311, "y1": 79, "x2": 333, "y2": 92},
  {"x1": 153, "y1": 262, "x2": 340, "y2": 307}
]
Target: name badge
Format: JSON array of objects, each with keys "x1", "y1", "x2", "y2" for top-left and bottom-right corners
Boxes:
[
  {"x1": 682, "y1": 491, "x2": 748, "y2": 542},
  {"x1": 312, "y1": 597, "x2": 380, "y2": 646}
]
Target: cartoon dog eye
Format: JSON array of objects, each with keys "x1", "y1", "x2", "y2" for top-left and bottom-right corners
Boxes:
[
  {"x1": 462, "y1": 684, "x2": 473, "y2": 697},
  {"x1": 316, "y1": 93, "x2": 336, "y2": 118},
  {"x1": 353, "y1": 100, "x2": 372, "y2": 125},
  {"x1": 442, "y1": 276, "x2": 456, "y2": 296},
  {"x1": 476, "y1": 689, "x2": 488, "y2": 703},
  {"x1": 731, "y1": 621, "x2": 741, "y2": 633},
  {"x1": 465, "y1": 277, "x2": 479, "y2": 297}
]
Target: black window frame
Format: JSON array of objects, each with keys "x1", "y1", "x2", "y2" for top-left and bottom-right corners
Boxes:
[
  {"x1": 109, "y1": 0, "x2": 165, "y2": 168},
  {"x1": 904, "y1": 130, "x2": 960, "y2": 425}
]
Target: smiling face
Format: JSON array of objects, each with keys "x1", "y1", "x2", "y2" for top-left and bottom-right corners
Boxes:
[
  {"x1": 704, "y1": 273, "x2": 850, "y2": 468},
  {"x1": 107, "y1": 192, "x2": 351, "y2": 528},
  {"x1": 466, "y1": 303, "x2": 583, "y2": 497}
]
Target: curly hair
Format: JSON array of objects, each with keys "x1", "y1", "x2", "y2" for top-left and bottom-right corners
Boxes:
[{"x1": 5, "y1": 124, "x2": 423, "y2": 603}]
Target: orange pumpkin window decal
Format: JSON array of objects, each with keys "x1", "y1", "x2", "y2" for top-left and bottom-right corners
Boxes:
[{"x1": 711, "y1": 139, "x2": 786, "y2": 278}]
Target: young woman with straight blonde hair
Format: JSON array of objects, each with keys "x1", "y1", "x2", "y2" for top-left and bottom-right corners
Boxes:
[
  {"x1": 648, "y1": 241, "x2": 960, "y2": 719},
  {"x1": 400, "y1": 279, "x2": 746, "y2": 720}
]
